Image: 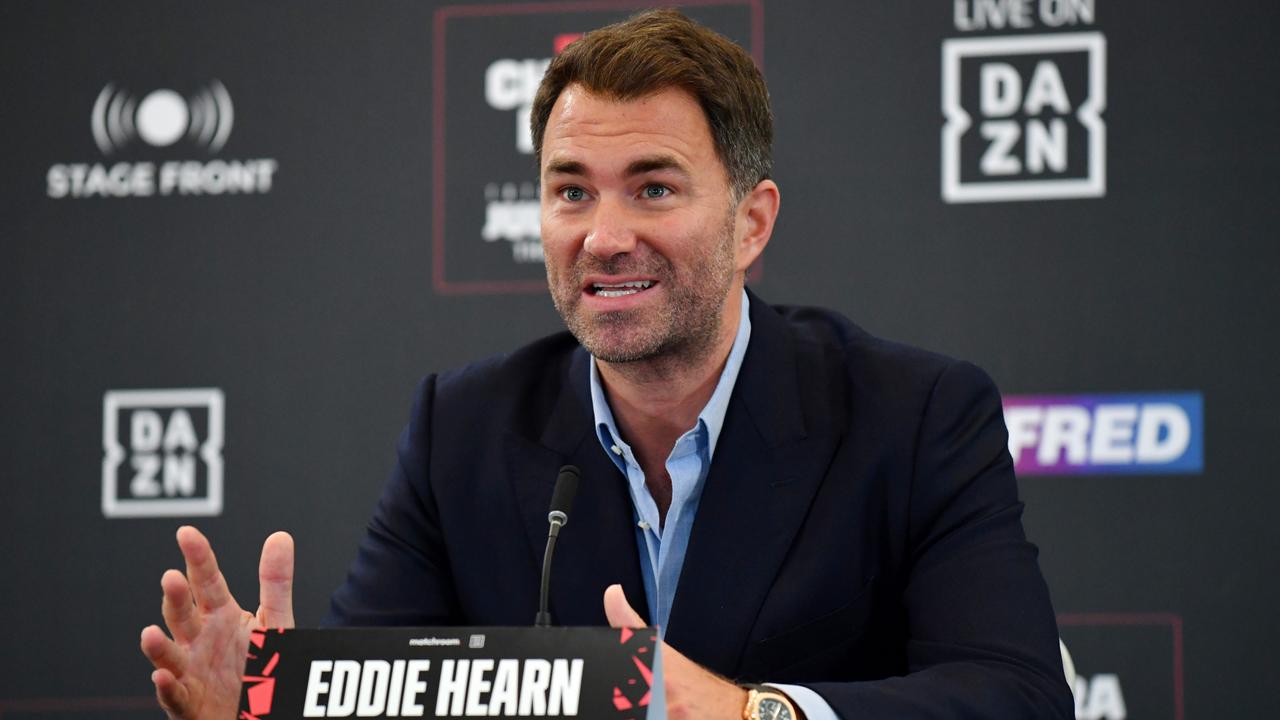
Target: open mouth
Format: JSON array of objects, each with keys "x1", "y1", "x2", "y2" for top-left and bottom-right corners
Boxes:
[{"x1": 588, "y1": 280, "x2": 655, "y2": 298}]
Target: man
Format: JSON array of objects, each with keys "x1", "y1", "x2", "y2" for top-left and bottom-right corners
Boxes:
[{"x1": 140, "y1": 10, "x2": 1073, "y2": 719}]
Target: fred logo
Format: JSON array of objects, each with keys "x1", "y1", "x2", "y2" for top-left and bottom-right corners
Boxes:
[
  {"x1": 942, "y1": 32, "x2": 1106, "y2": 203},
  {"x1": 102, "y1": 388, "x2": 224, "y2": 518},
  {"x1": 1003, "y1": 392, "x2": 1203, "y2": 476}
]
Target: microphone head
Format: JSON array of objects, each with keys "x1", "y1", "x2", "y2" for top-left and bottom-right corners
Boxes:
[{"x1": 548, "y1": 465, "x2": 580, "y2": 525}]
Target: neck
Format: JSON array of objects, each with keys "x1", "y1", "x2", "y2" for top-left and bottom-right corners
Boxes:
[{"x1": 597, "y1": 287, "x2": 744, "y2": 459}]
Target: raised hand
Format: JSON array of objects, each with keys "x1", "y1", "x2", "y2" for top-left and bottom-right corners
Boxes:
[
  {"x1": 603, "y1": 584, "x2": 748, "y2": 720},
  {"x1": 140, "y1": 526, "x2": 295, "y2": 720}
]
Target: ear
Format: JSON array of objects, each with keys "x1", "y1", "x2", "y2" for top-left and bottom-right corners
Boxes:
[{"x1": 733, "y1": 179, "x2": 780, "y2": 273}]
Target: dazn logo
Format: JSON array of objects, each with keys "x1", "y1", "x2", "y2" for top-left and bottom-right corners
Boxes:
[{"x1": 102, "y1": 388, "x2": 224, "y2": 518}]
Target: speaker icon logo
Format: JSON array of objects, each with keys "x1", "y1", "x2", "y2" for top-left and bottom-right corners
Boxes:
[
  {"x1": 91, "y1": 80, "x2": 234, "y2": 155},
  {"x1": 47, "y1": 78, "x2": 277, "y2": 199}
]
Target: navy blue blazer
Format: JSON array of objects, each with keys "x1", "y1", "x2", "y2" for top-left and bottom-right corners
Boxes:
[{"x1": 325, "y1": 290, "x2": 1073, "y2": 718}]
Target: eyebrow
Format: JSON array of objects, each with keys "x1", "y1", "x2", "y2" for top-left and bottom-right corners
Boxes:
[
  {"x1": 543, "y1": 154, "x2": 692, "y2": 180},
  {"x1": 544, "y1": 159, "x2": 587, "y2": 177},
  {"x1": 624, "y1": 155, "x2": 690, "y2": 179}
]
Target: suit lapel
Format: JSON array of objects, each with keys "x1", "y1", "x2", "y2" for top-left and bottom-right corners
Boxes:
[
  {"x1": 501, "y1": 291, "x2": 837, "y2": 669},
  {"x1": 504, "y1": 347, "x2": 651, "y2": 628},
  {"x1": 665, "y1": 291, "x2": 840, "y2": 676}
]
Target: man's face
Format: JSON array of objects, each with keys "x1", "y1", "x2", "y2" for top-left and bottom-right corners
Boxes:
[{"x1": 539, "y1": 84, "x2": 742, "y2": 365}]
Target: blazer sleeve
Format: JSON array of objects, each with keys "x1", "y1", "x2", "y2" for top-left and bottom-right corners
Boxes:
[
  {"x1": 321, "y1": 374, "x2": 464, "y2": 626},
  {"x1": 804, "y1": 360, "x2": 1074, "y2": 719}
]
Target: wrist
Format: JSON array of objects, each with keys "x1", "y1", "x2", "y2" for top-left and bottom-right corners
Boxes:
[{"x1": 741, "y1": 684, "x2": 804, "y2": 720}]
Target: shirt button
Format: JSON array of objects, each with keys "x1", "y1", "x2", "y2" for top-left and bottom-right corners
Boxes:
[
  {"x1": 637, "y1": 521, "x2": 650, "y2": 530},
  {"x1": 611, "y1": 444, "x2": 622, "y2": 455}
]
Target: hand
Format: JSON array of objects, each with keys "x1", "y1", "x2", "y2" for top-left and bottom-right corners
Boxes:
[
  {"x1": 604, "y1": 584, "x2": 748, "y2": 720},
  {"x1": 139, "y1": 526, "x2": 295, "y2": 720}
]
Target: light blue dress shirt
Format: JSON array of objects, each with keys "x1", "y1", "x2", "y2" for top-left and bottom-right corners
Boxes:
[{"x1": 589, "y1": 289, "x2": 838, "y2": 720}]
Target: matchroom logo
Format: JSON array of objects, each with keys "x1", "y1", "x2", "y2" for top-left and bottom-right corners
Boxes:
[
  {"x1": 47, "y1": 80, "x2": 278, "y2": 199},
  {"x1": 102, "y1": 388, "x2": 224, "y2": 518},
  {"x1": 942, "y1": 31, "x2": 1106, "y2": 203},
  {"x1": 1003, "y1": 393, "x2": 1203, "y2": 476}
]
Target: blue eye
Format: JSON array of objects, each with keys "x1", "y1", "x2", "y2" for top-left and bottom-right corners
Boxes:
[
  {"x1": 562, "y1": 187, "x2": 585, "y2": 201},
  {"x1": 644, "y1": 185, "x2": 669, "y2": 199}
]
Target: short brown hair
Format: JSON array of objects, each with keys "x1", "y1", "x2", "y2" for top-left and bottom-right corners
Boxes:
[{"x1": 530, "y1": 8, "x2": 773, "y2": 201}]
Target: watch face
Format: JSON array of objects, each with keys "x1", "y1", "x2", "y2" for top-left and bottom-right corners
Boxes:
[{"x1": 757, "y1": 696, "x2": 793, "y2": 720}]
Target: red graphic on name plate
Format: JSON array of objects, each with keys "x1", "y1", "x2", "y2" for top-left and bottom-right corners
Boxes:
[
  {"x1": 240, "y1": 629, "x2": 285, "y2": 719},
  {"x1": 611, "y1": 627, "x2": 655, "y2": 717}
]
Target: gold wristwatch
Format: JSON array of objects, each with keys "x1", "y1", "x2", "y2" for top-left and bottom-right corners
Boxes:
[{"x1": 742, "y1": 685, "x2": 800, "y2": 720}]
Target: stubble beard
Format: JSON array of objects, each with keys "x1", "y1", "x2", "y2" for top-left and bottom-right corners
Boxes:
[{"x1": 549, "y1": 217, "x2": 738, "y2": 372}]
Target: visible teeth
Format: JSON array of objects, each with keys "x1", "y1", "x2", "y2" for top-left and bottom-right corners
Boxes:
[{"x1": 592, "y1": 280, "x2": 652, "y2": 297}]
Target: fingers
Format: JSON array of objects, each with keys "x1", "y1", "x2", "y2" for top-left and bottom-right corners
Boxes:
[
  {"x1": 256, "y1": 531, "x2": 296, "y2": 629},
  {"x1": 140, "y1": 625, "x2": 188, "y2": 677},
  {"x1": 142, "y1": 627, "x2": 193, "y2": 719},
  {"x1": 151, "y1": 668, "x2": 191, "y2": 717},
  {"x1": 176, "y1": 525, "x2": 235, "y2": 612},
  {"x1": 603, "y1": 584, "x2": 647, "y2": 628},
  {"x1": 160, "y1": 569, "x2": 200, "y2": 643}
]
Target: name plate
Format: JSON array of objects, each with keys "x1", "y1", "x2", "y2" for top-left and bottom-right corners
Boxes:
[{"x1": 239, "y1": 626, "x2": 659, "y2": 719}]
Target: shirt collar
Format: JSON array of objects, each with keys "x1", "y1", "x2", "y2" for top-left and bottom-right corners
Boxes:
[{"x1": 590, "y1": 288, "x2": 753, "y2": 462}]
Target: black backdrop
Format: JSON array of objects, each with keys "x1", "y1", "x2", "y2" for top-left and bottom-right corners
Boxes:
[{"x1": 2, "y1": 1, "x2": 1277, "y2": 717}]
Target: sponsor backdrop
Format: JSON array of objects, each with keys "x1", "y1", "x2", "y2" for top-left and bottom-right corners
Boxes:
[{"x1": 2, "y1": 0, "x2": 1275, "y2": 717}]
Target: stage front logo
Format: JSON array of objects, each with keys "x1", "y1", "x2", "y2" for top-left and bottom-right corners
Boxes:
[{"x1": 47, "y1": 79, "x2": 278, "y2": 199}]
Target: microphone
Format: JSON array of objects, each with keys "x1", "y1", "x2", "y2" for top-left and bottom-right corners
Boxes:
[{"x1": 536, "y1": 465, "x2": 580, "y2": 627}]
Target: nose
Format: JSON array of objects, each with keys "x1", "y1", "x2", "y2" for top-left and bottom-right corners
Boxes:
[{"x1": 582, "y1": 198, "x2": 637, "y2": 260}]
